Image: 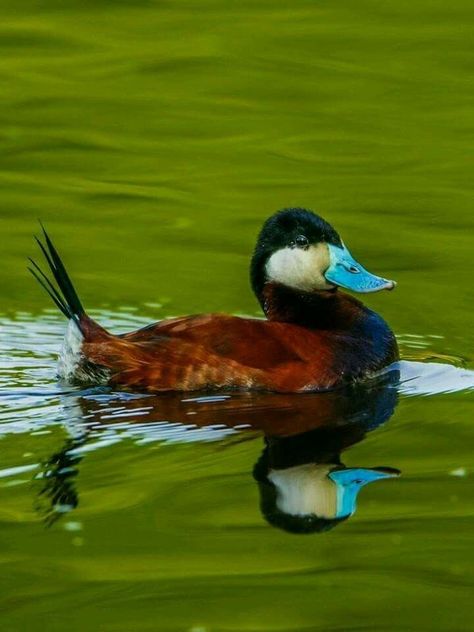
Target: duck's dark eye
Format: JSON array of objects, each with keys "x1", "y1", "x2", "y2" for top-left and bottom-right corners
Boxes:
[{"x1": 294, "y1": 235, "x2": 309, "y2": 249}]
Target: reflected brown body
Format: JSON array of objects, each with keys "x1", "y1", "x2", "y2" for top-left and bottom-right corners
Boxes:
[{"x1": 78, "y1": 381, "x2": 397, "y2": 439}]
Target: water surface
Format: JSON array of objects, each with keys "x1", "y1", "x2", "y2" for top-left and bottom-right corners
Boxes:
[{"x1": 1, "y1": 1, "x2": 474, "y2": 630}]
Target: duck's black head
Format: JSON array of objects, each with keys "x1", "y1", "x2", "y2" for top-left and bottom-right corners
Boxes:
[{"x1": 250, "y1": 208, "x2": 396, "y2": 305}]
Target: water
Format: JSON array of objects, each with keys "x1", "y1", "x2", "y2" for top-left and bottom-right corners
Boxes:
[{"x1": 1, "y1": 1, "x2": 474, "y2": 630}]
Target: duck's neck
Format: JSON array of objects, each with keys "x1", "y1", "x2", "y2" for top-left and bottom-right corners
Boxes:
[{"x1": 260, "y1": 282, "x2": 367, "y2": 330}]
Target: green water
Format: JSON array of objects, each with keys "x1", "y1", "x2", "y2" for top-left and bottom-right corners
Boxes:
[{"x1": 1, "y1": 1, "x2": 474, "y2": 630}]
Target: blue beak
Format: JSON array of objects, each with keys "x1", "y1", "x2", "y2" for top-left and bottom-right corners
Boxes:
[
  {"x1": 328, "y1": 467, "x2": 400, "y2": 518},
  {"x1": 325, "y1": 244, "x2": 396, "y2": 293}
]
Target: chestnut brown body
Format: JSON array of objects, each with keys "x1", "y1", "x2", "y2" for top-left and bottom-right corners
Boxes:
[{"x1": 77, "y1": 284, "x2": 398, "y2": 393}]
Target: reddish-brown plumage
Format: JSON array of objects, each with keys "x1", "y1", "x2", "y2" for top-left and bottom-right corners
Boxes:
[{"x1": 76, "y1": 284, "x2": 398, "y2": 393}]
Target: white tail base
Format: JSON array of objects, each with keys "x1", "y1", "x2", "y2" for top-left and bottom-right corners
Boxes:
[{"x1": 57, "y1": 320, "x2": 84, "y2": 381}]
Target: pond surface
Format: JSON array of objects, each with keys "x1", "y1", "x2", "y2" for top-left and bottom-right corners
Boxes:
[{"x1": 1, "y1": 1, "x2": 473, "y2": 631}]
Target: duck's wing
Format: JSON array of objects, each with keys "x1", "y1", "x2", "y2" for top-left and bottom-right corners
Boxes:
[{"x1": 83, "y1": 314, "x2": 338, "y2": 392}]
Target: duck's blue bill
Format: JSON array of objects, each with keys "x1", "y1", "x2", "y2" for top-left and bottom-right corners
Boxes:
[
  {"x1": 328, "y1": 467, "x2": 400, "y2": 518},
  {"x1": 325, "y1": 244, "x2": 396, "y2": 293}
]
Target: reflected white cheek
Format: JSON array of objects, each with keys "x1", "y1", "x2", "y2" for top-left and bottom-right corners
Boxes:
[
  {"x1": 265, "y1": 245, "x2": 332, "y2": 291},
  {"x1": 268, "y1": 464, "x2": 337, "y2": 518}
]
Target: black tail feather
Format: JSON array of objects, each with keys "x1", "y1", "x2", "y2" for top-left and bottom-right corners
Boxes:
[
  {"x1": 29, "y1": 223, "x2": 85, "y2": 325},
  {"x1": 28, "y1": 258, "x2": 70, "y2": 318}
]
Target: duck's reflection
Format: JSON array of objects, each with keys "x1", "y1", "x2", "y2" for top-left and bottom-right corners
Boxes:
[
  {"x1": 37, "y1": 370, "x2": 401, "y2": 532},
  {"x1": 254, "y1": 419, "x2": 399, "y2": 534},
  {"x1": 250, "y1": 373, "x2": 400, "y2": 533}
]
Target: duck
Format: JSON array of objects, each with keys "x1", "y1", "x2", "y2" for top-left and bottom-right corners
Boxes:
[{"x1": 29, "y1": 208, "x2": 398, "y2": 393}]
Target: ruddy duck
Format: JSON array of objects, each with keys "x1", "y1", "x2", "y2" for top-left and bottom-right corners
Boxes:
[{"x1": 29, "y1": 208, "x2": 397, "y2": 392}]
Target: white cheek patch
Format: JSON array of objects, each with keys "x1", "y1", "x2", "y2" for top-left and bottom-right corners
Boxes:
[{"x1": 265, "y1": 244, "x2": 332, "y2": 292}]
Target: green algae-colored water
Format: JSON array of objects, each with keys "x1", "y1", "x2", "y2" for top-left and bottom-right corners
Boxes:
[{"x1": 1, "y1": 1, "x2": 474, "y2": 630}]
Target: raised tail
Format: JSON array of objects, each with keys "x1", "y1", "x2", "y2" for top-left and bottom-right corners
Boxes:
[{"x1": 28, "y1": 223, "x2": 85, "y2": 328}]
